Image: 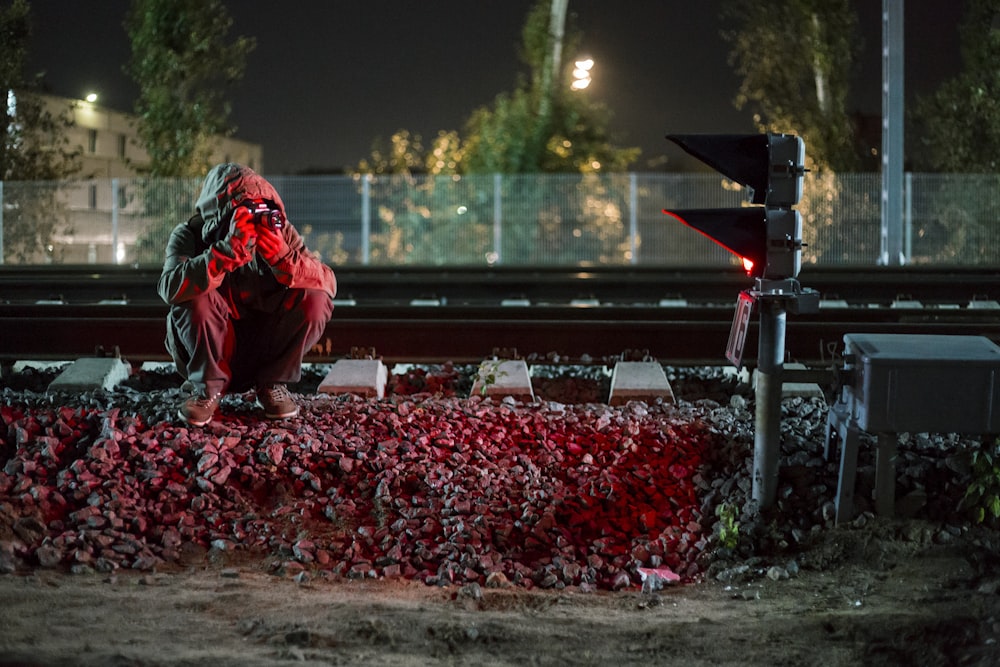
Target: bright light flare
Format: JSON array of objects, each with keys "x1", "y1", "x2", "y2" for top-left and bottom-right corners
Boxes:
[
  {"x1": 662, "y1": 208, "x2": 760, "y2": 277},
  {"x1": 571, "y1": 57, "x2": 594, "y2": 91}
]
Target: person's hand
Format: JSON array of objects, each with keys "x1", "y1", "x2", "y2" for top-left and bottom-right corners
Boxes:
[
  {"x1": 227, "y1": 206, "x2": 258, "y2": 258},
  {"x1": 255, "y1": 223, "x2": 288, "y2": 265}
]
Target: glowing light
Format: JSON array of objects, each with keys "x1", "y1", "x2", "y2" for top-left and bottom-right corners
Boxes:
[
  {"x1": 571, "y1": 57, "x2": 594, "y2": 91},
  {"x1": 741, "y1": 257, "x2": 754, "y2": 274},
  {"x1": 85, "y1": 92, "x2": 98, "y2": 103}
]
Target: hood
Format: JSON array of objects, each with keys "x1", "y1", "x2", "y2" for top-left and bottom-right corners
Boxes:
[{"x1": 195, "y1": 163, "x2": 287, "y2": 244}]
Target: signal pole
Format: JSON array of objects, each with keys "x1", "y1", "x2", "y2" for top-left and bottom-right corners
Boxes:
[
  {"x1": 663, "y1": 133, "x2": 818, "y2": 510},
  {"x1": 747, "y1": 280, "x2": 818, "y2": 508},
  {"x1": 753, "y1": 293, "x2": 786, "y2": 507}
]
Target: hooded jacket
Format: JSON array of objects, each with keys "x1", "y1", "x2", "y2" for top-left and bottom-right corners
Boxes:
[{"x1": 157, "y1": 163, "x2": 337, "y2": 306}]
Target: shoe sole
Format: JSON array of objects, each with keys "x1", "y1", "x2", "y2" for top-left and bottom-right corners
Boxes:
[
  {"x1": 178, "y1": 409, "x2": 213, "y2": 427},
  {"x1": 257, "y1": 402, "x2": 299, "y2": 420}
]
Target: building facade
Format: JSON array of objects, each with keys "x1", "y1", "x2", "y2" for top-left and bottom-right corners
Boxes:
[
  {"x1": 42, "y1": 93, "x2": 263, "y2": 178},
  {"x1": 25, "y1": 94, "x2": 263, "y2": 264}
]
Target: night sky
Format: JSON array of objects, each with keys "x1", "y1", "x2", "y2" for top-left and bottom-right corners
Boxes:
[{"x1": 25, "y1": 1, "x2": 966, "y2": 174}]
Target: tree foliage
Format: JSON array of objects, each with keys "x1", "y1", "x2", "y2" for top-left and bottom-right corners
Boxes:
[
  {"x1": 125, "y1": 0, "x2": 254, "y2": 178},
  {"x1": 721, "y1": 0, "x2": 862, "y2": 271},
  {"x1": 356, "y1": 1, "x2": 638, "y2": 178},
  {"x1": 125, "y1": 0, "x2": 254, "y2": 261},
  {"x1": 911, "y1": 0, "x2": 1000, "y2": 172},
  {"x1": 350, "y1": 1, "x2": 640, "y2": 267},
  {"x1": 905, "y1": 1, "x2": 1000, "y2": 268},
  {"x1": 461, "y1": 1, "x2": 638, "y2": 175},
  {"x1": 722, "y1": 0, "x2": 860, "y2": 172},
  {"x1": 0, "y1": 0, "x2": 81, "y2": 262},
  {"x1": 1, "y1": 0, "x2": 79, "y2": 181},
  {"x1": 354, "y1": 130, "x2": 484, "y2": 265}
]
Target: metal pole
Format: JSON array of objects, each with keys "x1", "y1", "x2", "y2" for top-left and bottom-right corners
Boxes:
[
  {"x1": 880, "y1": 0, "x2": 905, "y2": 265},
  {"x1": 904, "y1": 171, "x2": 913, "y2": 262},
  {"x1": 361, "y1": 174, "x2": 371, "y2": 265},
  {"x1": 752, "y1": 297, "x2": 786, "y2": 508},
  {"x1": 629, "y1": 173, "x2": 638, "y2": 265},
  {"x1": 493, "y1": 173, "x2": 502, "y2": 265}
]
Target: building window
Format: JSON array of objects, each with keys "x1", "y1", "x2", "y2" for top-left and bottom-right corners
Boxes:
[
  {"x1": 88, "y1": 129, "x2": 97, "y2": 154},
  {"x1": 88, "y1": 184, "x2": 97, "y2": 209},
  {"x1": 118, "y1": 134, "x2": 126, "y2": 158},
  {"x1": 117, "y1": 183, "x2": 128, "y2": 210}
]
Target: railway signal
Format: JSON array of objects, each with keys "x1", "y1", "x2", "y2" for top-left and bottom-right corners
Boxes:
[
  {"x1": 662, "y1": 133, "x2": 805, "y2": 281},
  {"x1": 663, "y1": 132, "x2": 820, "y2": 512}
]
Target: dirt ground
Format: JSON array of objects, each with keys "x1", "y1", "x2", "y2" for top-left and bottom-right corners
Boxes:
[{"x1": 2, "y1": 519, "x2": 999, "y2": 667}]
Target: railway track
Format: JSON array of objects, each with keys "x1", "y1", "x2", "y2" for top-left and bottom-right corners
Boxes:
[
  {"x1": 3, "y1": 265, "x2": 1000, "y2": 307},
  {"x1": 3, "y1": 266, "x2": 999, "y2": 367}
]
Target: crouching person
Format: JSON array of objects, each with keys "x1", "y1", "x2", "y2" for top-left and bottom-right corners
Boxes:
[{"x1": 158, "y1": 163, "x2": 337, "y2": 426}]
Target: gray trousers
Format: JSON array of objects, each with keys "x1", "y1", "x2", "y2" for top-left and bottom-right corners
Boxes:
[{"x1": 167, "y1": 281, "x2": 333, "y2": 396}]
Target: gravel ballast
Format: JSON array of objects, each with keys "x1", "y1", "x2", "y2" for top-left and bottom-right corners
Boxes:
[{"x1": 0, "y1": 362, "x2": 990, "y2": 589}]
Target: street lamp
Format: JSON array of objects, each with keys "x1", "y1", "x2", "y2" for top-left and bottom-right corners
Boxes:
[
  {"x1": 571, "y1": 57, "x2": 593, "y2": 91},
  {"x1": 84, "y1": 92, "x2": 98, "y2": 103}
]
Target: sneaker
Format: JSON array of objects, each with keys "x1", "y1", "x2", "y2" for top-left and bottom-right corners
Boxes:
[
  {"x1": 257, "y1": 383, "x2": 299, "y2": 419},
  {"x1": 178, "y1": 392, "x2": 222, "y2": 426}
]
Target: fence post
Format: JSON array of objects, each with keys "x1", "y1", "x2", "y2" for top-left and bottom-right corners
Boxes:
[
  {"x1": 361, "y1": 174, "x2": 371, "y2": 265},
  {"x1": 904, "y1": 172, "x2": 913, "y2": 263},
  {"x1": 629, "y1": 172, "x2": 638, "y2": 265},
  {"x1": 493, "y1": 173, "x2": 502, "y2": 265}
]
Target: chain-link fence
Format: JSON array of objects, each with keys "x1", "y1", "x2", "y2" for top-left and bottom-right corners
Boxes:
[{"x1": 1, "y1": 172, "x2": 997, "y2": 267}]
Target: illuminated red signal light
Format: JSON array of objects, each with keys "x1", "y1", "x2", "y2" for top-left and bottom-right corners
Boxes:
[
  {"x1": 662, "y1": 208, "x2": 769, "y2": 277},
  {"x1": 662, "y1": 133, "x2": 806, "y2": 282}
]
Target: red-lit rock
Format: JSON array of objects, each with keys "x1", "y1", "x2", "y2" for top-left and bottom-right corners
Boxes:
[{"x1": 0, "y1": 389, "x2": 720, "y2": 590}]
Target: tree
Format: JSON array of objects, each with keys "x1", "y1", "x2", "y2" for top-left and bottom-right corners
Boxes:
[
  {"x1": 356, "y1": 0, "x2": 639, "y2": 178},
  {"x1": 125, "y1": 0, "x2": 254, "y2": 178},
  {"x1": 354, "y1": 130, "x2": 488, "y2": 265},
  {"x1": 722, "y1": 0, "x2": 861, "y2": 269},
  {"x1": 722, "y1": 0, "x2": 860, "y2": 173},
  {"x1": 461, "y1": 0, "x2": 639, "y2": 175},
  {"x1": 352, "y1": 1, "x2": 640, "y2": 266},
  {"x1": 125, "y1": 0, "x2": 254, "y2": 261},
  {"x1": 458, "y1": 1, "x2": 640, "y2": 265},
  {"x1": 0, "y1": 0, "x2": 81, "y2": 263},
  {"x1": 907, "y1": 1, "x2": 1000, "y2": 266},
  {"x1": 911, "y1": 0, "x2": 1000, "y2": 173}
]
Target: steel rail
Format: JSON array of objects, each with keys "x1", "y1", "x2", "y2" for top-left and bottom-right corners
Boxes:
[
  {"x1": 4, "y1": 302, "x2": 999, "y2": 368},
  {"x1": 3, "y1": 266, "x2": 1000, "y2": 307}
]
